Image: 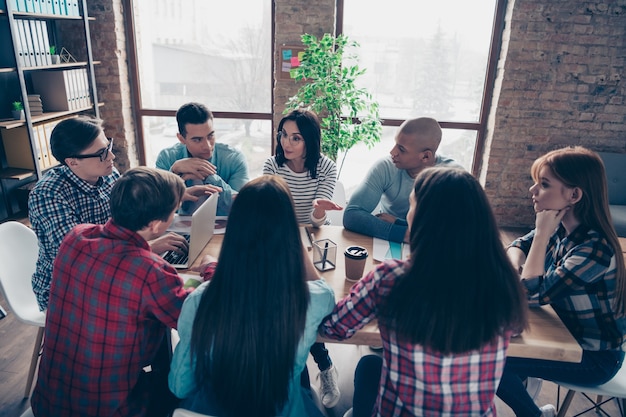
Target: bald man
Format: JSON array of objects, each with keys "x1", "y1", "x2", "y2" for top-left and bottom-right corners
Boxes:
[{"x1": 343, "y1": 117, "x2": 462, "y2": 242}]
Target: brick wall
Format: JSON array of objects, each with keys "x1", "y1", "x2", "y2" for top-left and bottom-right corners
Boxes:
[
  {"x1": 482, "y1": 0, "x2": 626, "y2": 228},
  {"x1": 273, "y1": 0, "x2": 336, "y2": 144},
  {"x1": 82, "y1": 0, "x2": 136, "y2": 172}
]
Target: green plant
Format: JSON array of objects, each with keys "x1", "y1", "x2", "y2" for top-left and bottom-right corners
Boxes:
[
  {"x1": 285, "y1": 33, "x2": 382, "y2": 176},
  {"x1": 12, "y1": 101, "x2": 23, "y2": 111},
  {"x1": 49, "y1": 45, "x2": 56, "y2": 55}
]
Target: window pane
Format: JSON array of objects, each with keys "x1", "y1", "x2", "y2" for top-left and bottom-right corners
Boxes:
[
  {"x1": 343, "y1": 0, "x2": 497, "y2": 122},
  {"x1": 143, "y1": 117, "x2": 271, "y2": 178},
  {"x1": 338, "y1": 127, "x2": 475, "y2": 197},
  {"x1": 132, "y1": 0, "x2": 271, "y2": 112}
]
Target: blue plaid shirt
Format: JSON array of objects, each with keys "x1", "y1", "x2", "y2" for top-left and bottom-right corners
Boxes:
[
  {"x1": 511, "y1": 224, "x2": 626, "y2": 351},
  {"x1": 28, "y1": 165, "x2": 120, "y2": 310}
]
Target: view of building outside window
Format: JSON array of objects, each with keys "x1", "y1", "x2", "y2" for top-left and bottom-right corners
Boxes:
[
  {"x1": 133, "y1": 0, "x2": 498, "y2": 193},
  {"x1": 132, "y1": 0, "x2": 272, "y2": 176},
  {"x1": 338, "y1": 0, "x2": 497, "y2": 194}
]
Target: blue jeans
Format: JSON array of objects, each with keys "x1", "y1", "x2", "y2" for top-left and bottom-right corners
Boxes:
[
  {"x1": 351, "y1": 355, "x2": 382, "y2": 417},
  {"x1": 496, "y1": 349, "x2": 623, "y2": 417}
]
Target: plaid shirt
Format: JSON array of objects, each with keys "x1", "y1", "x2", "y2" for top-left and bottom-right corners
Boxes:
[
  {"x1": 320, "y1": 260, "x2": 509, "y2": 417},
  {"x1": 28, "y1": 165, "x2": 120, "y2": 310},
  {"x1": 31, "y1": 221, "x2": 191, "y2": 417},
  {"x1": 511, "y1": 224, "x2": 626, "y2": 351}
]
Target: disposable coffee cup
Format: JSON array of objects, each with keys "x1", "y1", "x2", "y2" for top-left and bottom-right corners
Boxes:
[{"x1": 344, "y1": 245, "x2": 368, "y2": 282}]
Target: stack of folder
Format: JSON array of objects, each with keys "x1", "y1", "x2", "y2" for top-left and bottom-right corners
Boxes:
[{"x1": 28, "y1": 94, "x2": 44, "y2": 116}]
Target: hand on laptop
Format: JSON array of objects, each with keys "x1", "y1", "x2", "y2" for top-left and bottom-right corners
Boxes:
[
  {"x1": 183, "y1": 184, "x2": 222, "y2": 203},
  {"x1": 171, "y1": 158, "x2": 217, "y2": 180},
  {"x1": 148, "y1": 232, "x2": 189, "y2": 255}
]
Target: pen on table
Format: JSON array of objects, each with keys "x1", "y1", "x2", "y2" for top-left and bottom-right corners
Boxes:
[
  {"x1": 321, "y1": 241, "x2": 329, "y2": 270},
  {"x1": 306, "y1": 228, "x2": 316, "y2": 246}
]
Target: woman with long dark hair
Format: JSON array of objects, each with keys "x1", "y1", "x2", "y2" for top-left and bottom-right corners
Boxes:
[
  {"x1": 263, "y1": 109, "x2": 342, "y2": 227},
  {"x1": 497, "y1": 146, "x2": 626, "y2": 417},
  {"x1": 321, "y1": 168, "x2": 528, "y2": 416},
  {"x1": 168, "y1": 175, "x2": 334, "y2": 417}
]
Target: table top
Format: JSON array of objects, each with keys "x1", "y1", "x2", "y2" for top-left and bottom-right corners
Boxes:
[{"x1": 192, "y1": 225, "x2": 583, "y2": 363}]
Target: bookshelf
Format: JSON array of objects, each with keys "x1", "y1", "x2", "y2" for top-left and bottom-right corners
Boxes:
[{"x1": 0, "y1": 0, "x2": 99, "y2": 221}]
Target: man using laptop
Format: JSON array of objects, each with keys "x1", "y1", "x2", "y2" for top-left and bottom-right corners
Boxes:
[
  {"x1": 161, "y1": 191, "x2": 218, "y2": 269},
  {"x1": 156, "y1": 102, "x2": 250, "y2": 216},
  {"x1": 28, "y1": 117, "x2": 191, "y2": 311},
  {"x1": 31, "y1": 167, "x2": 217, "y2": 417}
]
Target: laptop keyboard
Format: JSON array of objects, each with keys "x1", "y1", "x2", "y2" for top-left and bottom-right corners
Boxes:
[{"x1": 162, "y1": 233, "x2": 190, "y2": 265}]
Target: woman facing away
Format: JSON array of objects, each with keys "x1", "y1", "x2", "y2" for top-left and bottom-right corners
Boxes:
[
  {"x1": 168, "y1": 175, "x2": 335, "y2": 417},
  {"x1": 321, "y1": 167, "x2": 528, "y2": 416},
  {"x1": 496, "y1": 146, "x2": 626, "y2": 417},
  {"x1": 263, "y1": 108, "x2": 343, "y2": 408}
]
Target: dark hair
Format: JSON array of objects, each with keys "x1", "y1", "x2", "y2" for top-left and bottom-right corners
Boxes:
[
  {"x1": 190, "y1": 175, "x2": 309, "y2": 417},
  {"x1": 275, "y1": 109, "x2": 322, "y2": 178},
  {"x1": 176, "y1": 102, "x2": 213, "y2": 137},
  {"x1": 380, "y1": 168, "x2": 527, "y2": 354},
  {"x1": 50, "y1": 117, "x2": 103, "y2": 165},
  {"x1": 531, "y1": 146, "x2": 626, "y2": 314},
  {"x1": 110, "y1": 167, "x2": 185, "y2": 231}
]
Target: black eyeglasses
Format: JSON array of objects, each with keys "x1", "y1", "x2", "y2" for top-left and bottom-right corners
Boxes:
[{"x1": 70, "y1": 138, "x2": 113, "y2": 162}]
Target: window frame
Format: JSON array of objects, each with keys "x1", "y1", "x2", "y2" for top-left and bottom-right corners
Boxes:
[
  {"x1": 336, "y1": 0, "x2": 507, "y2": 175},
  {"x1": 123, "y1": 0, "x2": 275, "y2": 166}
]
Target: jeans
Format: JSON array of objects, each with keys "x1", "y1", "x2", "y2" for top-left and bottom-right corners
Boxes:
[
  {"x1": 310, "y1": 342, "x2": 332, "y2": 371},
  {"x1": 496, "y1": 349, "x2": 623, "y2": 417},
  {"x1": 352, "y1": 355, "x2": 382, "y2": 417}
]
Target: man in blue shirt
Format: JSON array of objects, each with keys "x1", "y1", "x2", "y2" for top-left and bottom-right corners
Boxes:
[
  {"x1": 343, "y1": 117, "x2": 461, "y2": 243},
  {"x1": 156, "y1": 103, "x2": 250, "y2": 216}
]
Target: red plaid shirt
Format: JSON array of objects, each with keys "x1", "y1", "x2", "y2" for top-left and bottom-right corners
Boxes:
[
  {"x1": 320, "y1": 259, "x2": 510, "y2": 416},
  {"x1": 32, "y1": 220, "x2": 192, "y2": 417}
]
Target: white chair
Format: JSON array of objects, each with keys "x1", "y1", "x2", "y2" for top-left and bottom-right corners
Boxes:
[
  {"x1": 19, "y1": 407, "x2": 34, "y2": 417},
  {"x1": 555, "y1": 361, "x2": 626, "y2": 417},
  {"x1": 0, "y1": 221, "x2": 45, "y2": 398},
  {"x1": 326, "y1": 180, "x2": 346, "y2": 226},
  {"x1": 172, "y1": 409, "x2": 217, "y2": 417}
]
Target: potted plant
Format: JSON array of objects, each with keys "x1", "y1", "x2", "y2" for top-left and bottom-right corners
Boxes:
[
  {"x1": 50, "y1": 46, "x2": 61, "y2": 64},
  {"x1": 11, "y1": 101, "x2": 24, "y2": 120},
  {"x1": 286, "y1": 33, "x2": 382, "y2": 177}
]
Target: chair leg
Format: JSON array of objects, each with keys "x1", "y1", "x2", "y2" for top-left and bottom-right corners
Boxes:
[
  {"x1": 24, "y1": 327, "x2": 44, "y2": 398},
  {"x1": 557, "y1": 389, "x2": 576, "y2": 417}
]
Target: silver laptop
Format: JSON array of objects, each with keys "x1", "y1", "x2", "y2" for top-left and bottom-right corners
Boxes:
[{"x1": 161, "y1": 192, "x2": 218, "y2": 269}]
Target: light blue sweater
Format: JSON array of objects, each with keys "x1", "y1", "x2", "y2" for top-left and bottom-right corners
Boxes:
[
  {"x1": 343, "y1": 155, "x2": 461, "y2": 242},
  {"x1": 168, "y1": 279, "x2": 335, "y2": 416}
]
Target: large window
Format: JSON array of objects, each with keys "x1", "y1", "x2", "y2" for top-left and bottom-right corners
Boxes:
[
  {"x1": 337, "y1": 0, "x2": 501, "y2": 193},
  {"x1": 129, "y1": 0, "x2": 272, "y2": 174}
]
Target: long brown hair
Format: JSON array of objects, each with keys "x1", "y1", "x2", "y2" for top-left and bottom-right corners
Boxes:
[
  {"x1": 531, "y1": 146, "x2": 626, "y2": 315},
  {"x1": 380, "y1": 168, "x2": 528, "y2": 353}
]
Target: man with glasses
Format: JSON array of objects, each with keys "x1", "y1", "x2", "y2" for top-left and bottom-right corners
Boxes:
[
  {"x1": 28, "y1": 117, "x2": 187, "y2": 311},
  {"x1": 343, "y1": 117, "x2": 461, "y2": 243},
  {"x1": 156, "y1": 102, "x2": 250, "y2": 216}
]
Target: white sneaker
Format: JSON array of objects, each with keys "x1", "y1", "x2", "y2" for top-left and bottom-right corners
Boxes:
[
  {"x1": 540, "y1": 404, "x2": 556, "y2": 417},
  {"x1": 318, "y1": 365, "x2": 341, "y2": 408},
  {"x1": 524, "y1": 377, "x2": 543, "y2": 400},
  {"x1": 343, "y1": 408, "x2": 353, "y2": 417}
]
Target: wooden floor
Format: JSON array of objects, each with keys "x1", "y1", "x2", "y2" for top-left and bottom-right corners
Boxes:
[{"x1": 0, "y1": 226, "x2": 623, "y2": 417}]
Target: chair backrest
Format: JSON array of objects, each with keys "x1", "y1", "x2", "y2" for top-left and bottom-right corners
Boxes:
[
  {"x1": 327, "y1": 180, "x2": 346, "y2": 226},
  {"x1": 598, "y1": 152, "x2": 626, "y2": 205},
  {"x1": 0, "y1": 221, "x2": 45, "y2": 326}
]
